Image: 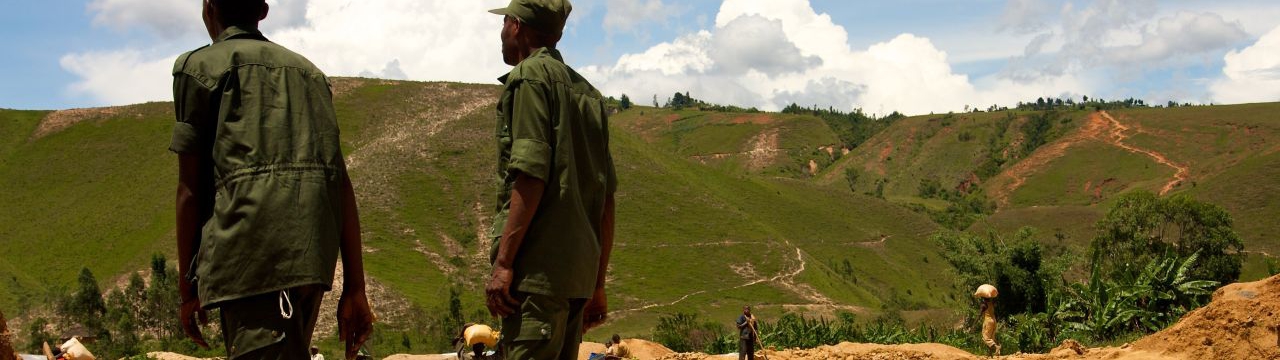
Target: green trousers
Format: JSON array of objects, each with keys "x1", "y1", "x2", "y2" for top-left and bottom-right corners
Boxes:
[
  {"x1": 500, "y1": 293, "x2": 587, "y2": 360},
  {"x1": 218, "y1": 286, "x2": 324, "y2": 360}
]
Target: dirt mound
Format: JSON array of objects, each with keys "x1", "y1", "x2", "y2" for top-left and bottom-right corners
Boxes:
[
  {"x1": 146, "y1": 352, "x2": 213, "y2": 360},
  {"x1": 578, "y1": 339, "x2": 674, "y2": 360},
  {"x1": 382, "y1": 354, "x2": 452, "y2": 360},
  {"x1": 143, "y1": 275, "x2": 1280, "y2": 360},
  {"x1": 1131, "y1": 275, "x2": 1280, "y2": 359},
  {"x1": 657, "y1": 342, "x2": 973, "y2": 360}
]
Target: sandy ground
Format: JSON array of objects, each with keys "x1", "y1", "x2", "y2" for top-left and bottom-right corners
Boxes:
[{"x1": 144, "y1": 275, "x2": 1280, "y2": 360}]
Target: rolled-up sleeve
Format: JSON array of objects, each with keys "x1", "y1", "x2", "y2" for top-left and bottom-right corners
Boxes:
[
  {"x1": 507, "y1": 79, "x2": 554, "y2": 182},
  {"x1": 169, "y1": 70, "x2": 211, "y2": 154}
]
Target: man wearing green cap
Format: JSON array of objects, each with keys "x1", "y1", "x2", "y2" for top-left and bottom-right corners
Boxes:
[
  {"x1": 170, "y1": 1, "x2": 374, "y2": 359},
  {"x1": 484, "y1": 0, "x2": 618, "y2": 359}
]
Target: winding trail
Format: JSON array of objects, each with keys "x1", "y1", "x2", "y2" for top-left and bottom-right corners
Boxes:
[
  {"x1": 609, "y1": 245, "x2": 830, "y2": 317},
  {"x1": 1097, "y1": 111, "x2": 1189, "y2": 195},
  {"x1": 994, "y1": 112, "x2": 1107, "y2": 207},
  {"x1": 995, "y1": 111, "x2": 1190, "y2": 206},
  {"x1": 850, "y1": 235, "x2": 890, "y2": 248}
]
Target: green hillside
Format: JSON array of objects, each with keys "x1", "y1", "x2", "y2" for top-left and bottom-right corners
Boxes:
[
  {"x1": 0, "y1": 79, "x2": 956, "y2": 348},
  {"x1": 3, "y1": 79, "x2": 1277, "y2": 353},
  {"x1": 813, "y1": 104, "x2": 1280, "y2": 279}
]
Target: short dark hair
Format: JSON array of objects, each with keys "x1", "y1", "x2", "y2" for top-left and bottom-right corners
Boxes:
[
  {"x1": 211, "y1": 0, "x2": 267, "y2": 25},
  {"x1": 611, "y1": 334, "x2": 621, "y2": 343},
  {"x1": 513, "y1": 17, "x2": 561, "y2": 49}
]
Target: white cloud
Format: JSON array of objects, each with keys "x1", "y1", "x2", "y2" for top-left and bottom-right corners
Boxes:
[
  {"x1": 608, "y1": 31, "x2": 714, "y2": 76},
  {"x1": 63, "y1": 0, "x2": 512, "y2": 106},
  {"x1": 86, "y1": 0, "x2": 309, "y2": 39},
  {"x1": 710, "y1": 15, "x2": 820, "y2": 76},
  {"x1": 1005, "y1": 1, "x2": 1248, "y2": 82},
  {"x1": 1109, "y1": 12, "x2": 1249, "y2": 65},
  {"x1": 582, "y1": 0, "x2": 1089, "y2": 116},
  {"x1": 1211, "y1": 24, "x2": 1280, "y2": 103},
  {"x1": 268, "y1": 0, "x2": 508, "y2": 84},
  {"x1": 60, "y1": 50, "x2": 177, "y2": 105},
  {"x1": 603, "y1": 0, "x2": 682, "y2": 35},
  {"x1": 88, "y1": 0, "x2": 200, "y2": 39},
  {"x1": 999, "y1": 0, "x2": 1053, "y2": 34}
]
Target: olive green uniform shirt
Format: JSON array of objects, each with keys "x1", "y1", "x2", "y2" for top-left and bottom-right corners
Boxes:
[
  {"x1": 492, "y1": 47, "x2": 617, "y2": 299},
  {"x1": 169, "y1": 26, "x2": 345, "y2": 308}
]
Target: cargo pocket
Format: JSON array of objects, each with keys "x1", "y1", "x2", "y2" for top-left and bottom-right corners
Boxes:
[
  {"x1": 227, "y1": 326, "x2": 286, "y2": 359},
  {"x1": 503, "y1": 293, "x2": 568, "y2": 359},
  {"x1": 514, "y1": 294, "x2": 564, "y2": 342}
]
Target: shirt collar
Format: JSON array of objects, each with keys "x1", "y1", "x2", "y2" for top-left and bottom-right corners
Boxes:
[
  {"x1": 215, "y1": 25, "x2": 268, "y2": 43},
  {"x1": 497, "y1": 47, "x2": 565, "y2": 84}
]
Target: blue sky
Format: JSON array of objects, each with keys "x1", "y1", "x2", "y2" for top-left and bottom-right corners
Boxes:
[{"x1": 3, "y1": 0, "x2": 1280, "y2": 115}]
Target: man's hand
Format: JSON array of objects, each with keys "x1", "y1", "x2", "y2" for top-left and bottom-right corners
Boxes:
[
  {"x1": 486, "y1": 265, "x2": 521, "y2": 318},
  {"x1": 583, "y1": 286, "x2": 608, "y2": 331},
  {"x1": 338, "y1": 288, "x2": 375, "y2": 360},
  {"x1": 178, "y1": 286, "x2": 209, "y2": 349}
]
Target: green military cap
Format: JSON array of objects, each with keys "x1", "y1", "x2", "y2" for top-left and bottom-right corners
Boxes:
[{"x1": 489, "y1": 0, "x2": 572, "y2": 34}]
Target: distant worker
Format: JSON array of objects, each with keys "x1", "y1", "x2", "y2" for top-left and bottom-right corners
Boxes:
[
  {"x1": 735, "y1": 306, "x2": 757, "y2": 360},
  {"x1": 605, "y1": 334, "x2": 629, "y2": 359},
  {"x1": 975, "y1": 284, "x2": 1001, "y2": 356},
  {"x1": 484, "y1": 0, "x2": 618, "y2": 360},
  {"x1": 170, "y1": 0, "x2": 374, "y2": 359}
]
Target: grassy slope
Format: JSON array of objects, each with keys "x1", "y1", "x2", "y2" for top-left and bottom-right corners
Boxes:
[
  {"x1": 821, "y1": 104, "x2": 1280, "y2": 278},
  {"x1": 991, "y1": 104, "x2": 1280, "y2": 276},
  {"x1": 3, "y1": 85, "x2": 1276, "y2": 347},
  {"x1": 0, "y1": 105, "x2": 177, "y2": 314},
  {"x1": 0, "y1": 81, "x2": 954, "y2": 345}
]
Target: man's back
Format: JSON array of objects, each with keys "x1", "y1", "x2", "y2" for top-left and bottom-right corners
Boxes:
[
  {"x1": 171, "y1": 25, "x2": 345, "y2": 308},
  {"x1": 493, "y1": 47, "x2": 616, "y2": 298}
]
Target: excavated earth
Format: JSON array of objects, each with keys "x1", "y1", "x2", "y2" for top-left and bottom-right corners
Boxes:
[{"x1": 142, "y1": 275, "x2": 1280, "y2": 360}]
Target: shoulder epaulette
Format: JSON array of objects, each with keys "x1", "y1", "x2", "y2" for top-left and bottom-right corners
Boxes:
[{"x1": 172, "y1": 44, "x2": 209, "y2": 75}]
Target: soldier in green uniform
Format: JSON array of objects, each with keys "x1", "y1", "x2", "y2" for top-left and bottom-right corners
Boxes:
[
  {"x1": 170, "y1": 1, "x2": 374, "y2": 359},
  {"x1": 484, "y1": 0, "x2": 618, "y2": 359}
]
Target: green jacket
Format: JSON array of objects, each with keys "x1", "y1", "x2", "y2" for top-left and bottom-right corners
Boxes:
[
  {"x1": 492, "y1": 47, "x2": 617, "y2": 299},
  {"x1": 169, "y1": 26, "x2": 345, "y2": 308}
]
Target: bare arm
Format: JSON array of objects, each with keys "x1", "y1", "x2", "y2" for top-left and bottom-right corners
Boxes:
[
  {"x1": 176, "y1": 153, "x2": 210, "y2": 348},
  {"x1": 486, "y1": 173, "x2": 546, "y2": 317},
  {"x1": 595, "y1": 194, "x2": 616, "y2": 291},
  {"x1": 583, "y1": 194, "x2": 615, "y2": 330},
  {"x1": 336, "y1": 173, "x2": 374, "y2": 360},
  {"x1": 339, "y1": 173, "x2": 366, "y2": 292}
]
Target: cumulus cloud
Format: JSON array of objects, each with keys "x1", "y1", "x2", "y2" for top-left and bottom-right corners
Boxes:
[
  {"x1": 268, "y1": 0, "x2": 507, "y2": 83},
  {"x1": 710, "y1": 15, "x2": 820, "y2": 76},
  {"x1": 1211, "y1": 25, "x2": 1280, "y2": 103},
  {"x1": 60, "y1": 50, "x2": 177, "y2": 105},
  {"x1": 88, "y1": 0, "x2": 200, "y2": 39},
  {"x1": 603, "y1": 0, "x2": 682, "y2": 35},
  {"x1": 87, "y1": 0, "x2": 310, "y2": 39},
  {"x1": 999, "y1": 0, "x2": 1053, "y2": 34},
  {"x1": 582, "y1": 0, "x2": 1086, "y2": 116},
  {"x1": 1005, "y1": 0, "x2": 1248, "y2": 83},
  {"x1": 1109, "y1": 12, "x2": 1249, "y2": 65},
  {"x1": 63, "y1": 0, "x2": 511, "y2": 106}
]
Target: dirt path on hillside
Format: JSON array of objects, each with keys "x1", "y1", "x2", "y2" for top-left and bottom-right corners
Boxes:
[
  {"x1": 993, "y1": 112, "x2": 1108, "y2": 207},
  {"x1": 994, "y1": 111, "x2": 1189, "y2": 207},
  {"x1": 1097, "y1": 111, "x2": 1189, "y2": 195},
  {"x1": 609, "y1": 244, "x2": 834, "y2": 317},
  {"x1": 852, "y1": 235, "x2": 891, "y2": 248}
]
